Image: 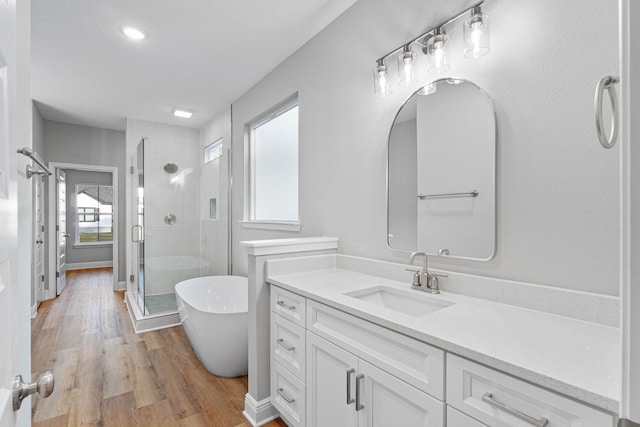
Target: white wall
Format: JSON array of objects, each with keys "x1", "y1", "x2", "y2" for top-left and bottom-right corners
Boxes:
[
  {"x1": 31, "y1": 103, "x2": 45, "y2": 308},
  {"x1": 42, "y1": 120, "x2": 127, "y2": 282},
  {"x1": 229, "y1": 0, "x2": 619, "y2": 296}
]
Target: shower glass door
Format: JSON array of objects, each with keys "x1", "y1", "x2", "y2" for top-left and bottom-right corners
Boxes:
[{"x1": 134, "y1": 139, "x2": 145, "y2": 311}]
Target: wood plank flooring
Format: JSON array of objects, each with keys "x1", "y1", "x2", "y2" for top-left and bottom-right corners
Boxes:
[{"x1": 31, "y1": 268, "x2": 288, "y2": 427}]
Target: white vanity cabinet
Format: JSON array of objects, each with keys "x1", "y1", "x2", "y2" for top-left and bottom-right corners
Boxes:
[
  {"x1": 269, "y1": 284, "x2": 615, "y2": 427},
  {"x1": 306, "y1": 332, "x2": 444, "y2": 427}
]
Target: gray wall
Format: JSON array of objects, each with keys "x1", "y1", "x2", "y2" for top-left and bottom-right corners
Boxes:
[
  {"x1": 64, "y1": 169, "x2": 113, "y2": 265},
  {"x1": 228, "y1": 0, "x2": 619, "y2": 296},
  {"x1": 43, "y1": 120, "x2": 126, "y2": 282}
]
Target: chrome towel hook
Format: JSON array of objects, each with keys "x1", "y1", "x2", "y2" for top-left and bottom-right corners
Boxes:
[{"x1": 594, "y1": 75, "x2": 620, "y2": 149}]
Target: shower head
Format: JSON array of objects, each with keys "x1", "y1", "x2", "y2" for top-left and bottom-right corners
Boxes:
[{"x1": 163, "y1": 163, "x2": 179, "y2": 174}]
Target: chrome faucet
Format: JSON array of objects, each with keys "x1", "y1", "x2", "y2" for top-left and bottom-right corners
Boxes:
[{"x1": 407, "y1": 252, "x2": 442, "y2": 294}]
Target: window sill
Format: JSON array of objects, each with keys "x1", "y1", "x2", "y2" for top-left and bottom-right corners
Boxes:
[
  {"x1": 239, "y1": 220, "x2": 301, "y2": 232},
  {"x1": 74, "y1": 242, "x2": 113, "y2": 248}
]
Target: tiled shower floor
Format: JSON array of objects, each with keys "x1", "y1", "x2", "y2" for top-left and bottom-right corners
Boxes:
[{"x1": 145, "y1": 292, "x2": 178, "y2": 315}]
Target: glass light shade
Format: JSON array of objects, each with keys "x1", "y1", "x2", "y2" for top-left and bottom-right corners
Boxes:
[
  {"x1": 418, "y1": 82, "x2": 437, "y2": 95},
  {"x1": 397, "y1": 46, "x2": 416, "y2": 86},
  {"x1": 374, "y1": 62, "x2": 392, "y2": 97},
  {"x1": 427, "y1": 32, "x2": 450, "y2": 74},
  {"x1": 464, "y1": 12, "x2": 489, "y2": 58}
]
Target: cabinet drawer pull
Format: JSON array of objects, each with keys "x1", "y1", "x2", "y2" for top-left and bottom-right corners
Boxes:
[
  {"x1": 355, "y1": 374, "x2": 365, "y2": 411},
  {"x1": 346, "y1": 368, "x2": 355, "y2": 404},
  {"x1": 277, "y1": 388, "x2": 296, "y2": 404},
  {"x1": 276, "y1": 338, "x2": 295, "y2": 351},
  {"x1": 277, "y1": 300, "x2": 296, "y2": 310},
  {"x1": 482, "y1": 393, "x2": 549, "y2": 427}
]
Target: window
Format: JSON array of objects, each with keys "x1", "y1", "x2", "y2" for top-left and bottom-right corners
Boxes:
[
  {"x1": 76, "y1": 184, "x2": 113, "y2": 244},
  {"x1": 204, "y1": 138, "x2": 223, "y2": 164},
  {"x1": 247, "y1": 99, "x2": 299, "y2": 227}
]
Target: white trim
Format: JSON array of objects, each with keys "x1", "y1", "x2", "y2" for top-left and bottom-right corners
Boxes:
[
  {"x1": 239, "y1": 220, "x2": 301, "y2": 232},
  {"x1": 47, "y1": 162, "x2": 120, "y2": 298},
  {"x1": 31, "y1": 302, "x2": 38, "y2": 319},
  {"x1": 73, "y1": 242, "x2": 113, "y2": 248},
  {"x1": 66, "y1": 261, "x2": 113, "y2": 271},
  {"x1": 124, "y1": 292, "x2": 181, "y2": 333},
  {"x1": 117, "y1": 281, "x2": 126, "y2": 291},
  {"x1": 240, "y1": 236, "x2": 339, "y2": 256},
  {"x1": 620, "y1": 0, "x2": 640, "y2": 421},
  {"x1": 242, "y1": 393, "x2": 279, "y2": 427}
]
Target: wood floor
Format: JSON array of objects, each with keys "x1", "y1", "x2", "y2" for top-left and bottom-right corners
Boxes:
[{"x1": 31, "y1": 268, "x2": 288, "y2": 427}]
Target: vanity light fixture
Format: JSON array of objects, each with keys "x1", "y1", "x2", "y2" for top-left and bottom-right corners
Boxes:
[
  {"x1": 174, "y1": 109, "x2": 193, "y2": 119},
  {"x1": 418, "y1": 82, "x2": 437, "y2": 96},
  {"x1": 426, "y1": 27, "x2": 450, "y2": 74},
  {"x1": 464, "y1": 6, "x2": 489, "y2": 58},
  {"x1": 121, "y1": 26, "x2": 146, "y2": 41},
  {"x1": 374, "y1": 59, "x2": 392, "y2": 97},
  {"x1": 372, "y1": 0, "x2": 490, "y2": 96},
  {"x1": 397, "y1": 45, "x2": 416, "y2": 86}
]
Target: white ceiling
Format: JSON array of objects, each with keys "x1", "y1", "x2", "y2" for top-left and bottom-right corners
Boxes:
[{"x1": 31, "y1": 0, "x2": 358, "y2": 131}]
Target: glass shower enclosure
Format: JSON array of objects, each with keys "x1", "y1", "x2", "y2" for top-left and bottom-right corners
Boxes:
[{"x1": 130, "y1": 135, "x2": 227, "y2": 318}]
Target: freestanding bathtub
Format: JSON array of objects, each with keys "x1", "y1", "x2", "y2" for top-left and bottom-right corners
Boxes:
[{"x1": 175, "y1": 276, "x2": 248, "y2": 377}]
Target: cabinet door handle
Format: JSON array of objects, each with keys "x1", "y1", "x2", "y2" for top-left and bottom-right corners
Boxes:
[
  {"x1": 482, "y1": 393, "x2": 549, "y2": 427},
  {"x1": 277, "y1": 388, "x2": 295, "y2": 404},
  {"x1": 276, "y1": 300, "x2": 296, "y2": 310},
  {"x1": 276, "y1": 338, "x2": 295, "y2": 351},
  {"x1": 355, "y1": 374, "x2": 365, "y2": 411},
  {"x1": 346, "y1": 368, "x2": 355, "y2": 404}
]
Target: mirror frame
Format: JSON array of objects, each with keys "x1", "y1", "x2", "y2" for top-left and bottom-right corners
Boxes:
[{"x1": 386, "y1": 77, "x2": 498, "y2": 261}]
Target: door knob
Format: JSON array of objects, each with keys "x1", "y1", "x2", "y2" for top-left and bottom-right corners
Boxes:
[
  {"x1": 12, "y1": 370, "x2": 54, "y2": 411},
  {"x1": 63, "y1": 233, "x2": 70, "y2": 238},
  {"x1": 35, "y1": 239, "x2": 43, "y2": 244}
]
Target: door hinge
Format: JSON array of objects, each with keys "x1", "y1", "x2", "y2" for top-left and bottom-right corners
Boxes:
[
  {"x1": 129, "y1": 274, "x2": 135, "y2": 283},
  {"x1": 56, "y1": 271, "x2": 60, "y2": 278},
  {"x1": 130, "y1": 166, "x2": 135, "y2": 174},
  {"x1": 41, "y1": 275, "x2": 45, "y2": 282},
  {"x1": 56, "y1": 225, "x2": 59, "y2": 232},
  {"x1": 41, "y1": 225, "x2": 45, "y2": 232}
]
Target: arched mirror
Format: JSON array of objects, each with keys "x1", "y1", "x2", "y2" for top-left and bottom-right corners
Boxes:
[{"x1": 387, "y1": 78, "x2": 496, "y2": 260}]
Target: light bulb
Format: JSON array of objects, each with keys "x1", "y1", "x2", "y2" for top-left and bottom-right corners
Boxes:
[
  {"x1": 464, "y1": 8, "x2": 489, "y2": 58},
  {"x1": 427, "y1": 29, "x2": 450, "y2": 74},
  {"x1": 374, "y1": 61, "x2": 392, "y2": 97},
  {"x1": 397, "y1": 45, "x2": 416, "y2": 86}
]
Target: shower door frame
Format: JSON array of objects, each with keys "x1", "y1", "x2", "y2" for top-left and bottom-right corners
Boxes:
[{"x1": 46, "y1": 162, "x2": 120, "y2": 298}]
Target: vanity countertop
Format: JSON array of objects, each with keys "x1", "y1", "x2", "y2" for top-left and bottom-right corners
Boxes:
[{"x1": 267, "y1": 267, "x2": 620, "y2": 413}]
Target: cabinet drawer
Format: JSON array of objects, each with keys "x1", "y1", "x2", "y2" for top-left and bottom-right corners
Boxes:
[
  {"x1": 271, "y1": 285, "x2": 306, "y2": 327},
  {"x1": 307, "y1": 300, "x2": 445, "y2": 399},
  {"x1": 447, "y1": 406, "x2": 487, "y2": 427},
  {"x1": 271, "y1": 312, "x2": 305, "y2": 381},
  {"x1": 446, "y1": 354, "x2": 615, "y2": 427},
  {"x1": 271, "y1": 360, "x2": 306, "y2": 427}
]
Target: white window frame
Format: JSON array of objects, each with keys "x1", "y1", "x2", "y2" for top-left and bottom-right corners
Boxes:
[
  {"x1": 242, "y1": 95, "x2": 300, "y2": 231},
  {"x1": 75, "y1": 183, "x2": 114, "y2": 246}
]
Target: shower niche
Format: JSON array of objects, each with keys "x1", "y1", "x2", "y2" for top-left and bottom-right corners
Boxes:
[{"x1": 128, "y1": 130, "x2": 229, "y2": 327}]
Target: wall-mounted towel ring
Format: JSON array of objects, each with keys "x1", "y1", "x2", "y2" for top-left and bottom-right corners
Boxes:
[{"x1": 594, "y1": 75, "x2": 620, "y2": 149}]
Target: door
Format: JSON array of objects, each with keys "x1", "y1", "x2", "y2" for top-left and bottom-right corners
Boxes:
[
  {"x1": 357, "y1": 360, "x2": 444, "y2": 427},
  {"x1": 33, "y1": 175, "x2": 45, "y2": 307},
  {"x1": 55, "y1": 169, "x2": 67, "y2": 295},
  {"x1": 306, "y1": 332, "x2": 358, "y2": 427},
  {"x1": 620, "y1": 0, "x2": 640, "y2": 423},
  {"x1": 0, "y1": 0, "x2": 33, "y2": 425}
]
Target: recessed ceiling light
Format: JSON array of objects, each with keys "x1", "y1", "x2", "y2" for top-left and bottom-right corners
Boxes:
[
  {"x1": 121, "y1": 26, "x2": 146, "y2": 40},
  {"x1": 174, "y1": 109, "x2": 193, "y2": 119}
]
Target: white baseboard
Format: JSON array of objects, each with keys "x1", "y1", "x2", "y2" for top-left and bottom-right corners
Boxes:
[
  {"x1": 66, "y1": 261, "x2": 113, "y2": 271},
  {"x1": 243, "y1": 393, "x2": 279, "y2": 427},
  {"x1": 117, "y1": 281, "x2": 126, "y2": 291},
  {"x1": 31, "y1": 302, "x2": 38, "y2": 319}
]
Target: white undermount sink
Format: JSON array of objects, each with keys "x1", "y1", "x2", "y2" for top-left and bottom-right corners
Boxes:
[{"x1": 345, "y1": 285, "x2": 454, "y2": 317}]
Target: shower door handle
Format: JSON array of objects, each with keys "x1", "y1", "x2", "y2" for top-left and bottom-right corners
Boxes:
[{"x1": 132, "y1": 225, "x2": 143, "y2": 242}]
